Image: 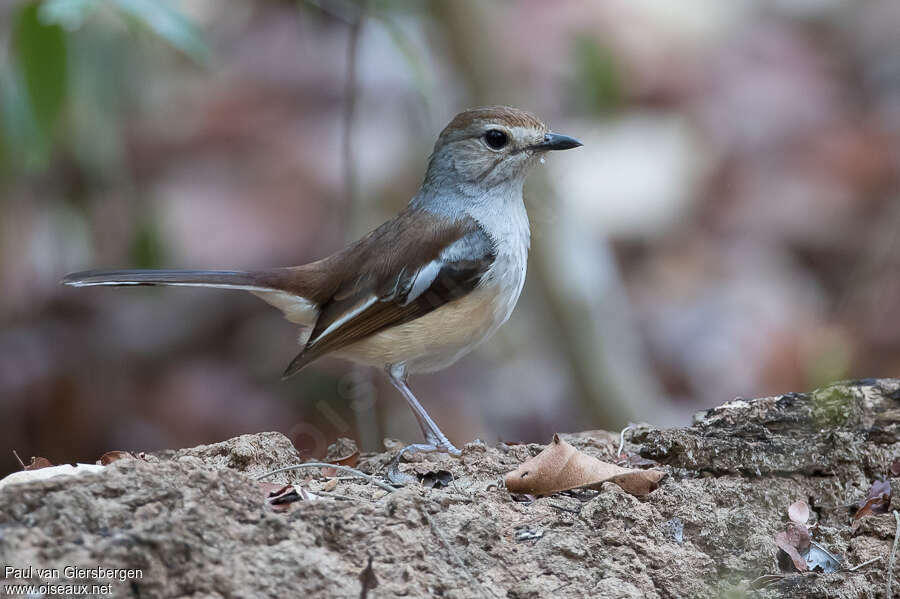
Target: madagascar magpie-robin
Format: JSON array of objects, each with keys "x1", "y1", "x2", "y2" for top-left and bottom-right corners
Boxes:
[{"x1": 63, "y1": 106, "x2": 582, "y2": 456}]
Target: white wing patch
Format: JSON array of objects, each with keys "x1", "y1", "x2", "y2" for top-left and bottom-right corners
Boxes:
[
  {"x1": 403, "y1": 261, "x2": 441, "y2": 306},
  {"x1": 307, "y1": 295, "x2": 377, "y2": 345},
  {"x1": 402, "y1": 236, "x2": 490, "y2": 306}
]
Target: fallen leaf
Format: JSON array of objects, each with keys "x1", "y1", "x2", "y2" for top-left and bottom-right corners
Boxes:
[
  {"x1": 25, "y1": 457, "x2": 53, "y2": 471},
  {"x1": 775, "y1": 515, "x2": 813, "y2": 573},
  {"x1": 498, "y1": 439, "x2": 527, "y2": 446},
  {"x1": 805, "y1": 541, "x2": 841, "y2": 573},
  {"x1": 259, "y1": 482, "x2": 305, "y2": 512},
  {"x1": 322, "y1": 478, "x2": 338, "y2": 492},
  {"x1": 853, "y1": 496, "x2": 888, "y2": 522},
  {"x1": 322, "y1": 438, "x2": 360, "y2": 477},
  {"x1": 788, "y1": 500, "x2": 810, "y2": 524},
  {"x1": 419, "y1": 470, "x2": 453, "y2": 489},
  {"x1": 785, "y1": 522, "x2": 811, "y2": 552},
  {"x1": 98, "y1": 451, "x2": 135, "y2": 465},
  {"x1": 853, "y1": 479, "x2": 891, "y2": 522},
  {"x1": 866, "y1": 478, "x2": 892, "y2": 504},
  {"x1": 775, "y1": 530, "x2": 808, "y2": 572},
  {"x1": 504, "y1": 434, "x2": 665, "y2": 497},
  {"x1": 296, "y1": 486, "x2": 316, "y2": 502}
]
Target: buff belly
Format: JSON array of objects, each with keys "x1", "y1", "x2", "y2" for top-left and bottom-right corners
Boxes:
[{"x1": 333, "y1": 281, "x2": 512, "y2": 373}]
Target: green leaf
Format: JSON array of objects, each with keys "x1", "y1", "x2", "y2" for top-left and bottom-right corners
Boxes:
[
  {"x1": 111, "y1": 0, "x2": 211, "y2": 66},
  {"x1": 12, "y1": 1, "x2": 68, "y2": 149}
]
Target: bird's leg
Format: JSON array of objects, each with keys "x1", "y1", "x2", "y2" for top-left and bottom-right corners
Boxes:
[{"x1": 385, "y1": 364, "x2": 461, "y2": 457}]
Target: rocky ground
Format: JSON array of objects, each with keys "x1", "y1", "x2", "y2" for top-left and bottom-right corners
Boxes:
[{"x1": 2, "y1": 379, "x2": 899, "y2": 598}]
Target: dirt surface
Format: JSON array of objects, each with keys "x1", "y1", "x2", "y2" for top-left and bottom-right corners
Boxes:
[{"x1": 2, "y1": 380, "x2": 900, "y2": 598}]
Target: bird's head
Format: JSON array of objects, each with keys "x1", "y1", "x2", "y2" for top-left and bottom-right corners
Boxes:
[{"x1": 424, "y1": 106, "x2": 582, "y2": 191}]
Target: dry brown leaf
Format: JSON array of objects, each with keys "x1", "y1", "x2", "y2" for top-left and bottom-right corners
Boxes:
[
  {"x1": 504, "y1": 434, "x2": 665, "y2": 497},
  {"x1": 785, "y1": 522, "x2": 811, "y2": 552},
  {"x1": 774, "y1": 531, "x2": 808, "y2": 572},
  {"x1": 325, "y1": 437, "x2": 358, "y2": 460},
  {"x1": 321, "y1": 439, "x2": 360, "y2": 477},
  {"x1": 98, "y1": 451, "x2": 135, "y2": 465},
  {"x1": 322, "y1": 478, "x2": 338, "y2": 492},
  {"x1": 420, "y1": 470, "x2": 453, "y2": 489},
  {"x1": 853, "y1": 495, "x2": 889, "y2": 522},
  {"x1": 788, "y1": 500, "x2": 809, "y2": 524},
  {"x1": 259, "y1": 482, "x2": 303, "y2": 512},
  {"x1": 775, "y1": 519, "x2": 811, "y2": 573},
  {"x1": 24, "y1": 457, "x2": 53, "y2": 471},
  {"x1": 853, "y1": 479, "x2": 891, "y2": 522}
]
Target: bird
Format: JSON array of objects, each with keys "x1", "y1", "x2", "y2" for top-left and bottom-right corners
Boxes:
[{"x1": 63, "y1": 105, "x2": 582, "y2": 457}]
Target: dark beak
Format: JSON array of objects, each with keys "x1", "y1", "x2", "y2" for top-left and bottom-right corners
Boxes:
[{"x1": 531, "y1": 132, "x2": 583, "y2": 152}]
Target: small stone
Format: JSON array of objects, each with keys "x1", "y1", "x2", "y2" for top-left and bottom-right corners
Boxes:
[{"x1": 660, "y1": 517, "x2": 684, "y2": 545}]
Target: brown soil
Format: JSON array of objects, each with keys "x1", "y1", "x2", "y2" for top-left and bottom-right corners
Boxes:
[{"x1": 2, "y1": 379, "x2": 899, "y2": 598}]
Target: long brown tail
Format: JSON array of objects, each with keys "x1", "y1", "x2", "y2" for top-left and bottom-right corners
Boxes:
[
  {"x1": 63, "y1": 269, "x2": 275, "y2": 290},
  {"x1": 62, "y1": 268, "x2": 321, "y2": 329}
]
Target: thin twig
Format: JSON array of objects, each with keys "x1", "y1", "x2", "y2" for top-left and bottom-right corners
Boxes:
[
  {"x1": 846, "y1": 556, "x2": 882, "y2": 572},
  {"x1": 307, "y1": 489, "x2": 369, "y2": 502},
  {"x1": 422, "y1": 508, "x2": 496, "y2": 599},
  {"x1": 257, "y1": 463, "x2": 396, "y2": 494},
  {"x1": 12, "y1": 450, "x2": 25, "y2": 470},
  {"x1": 889, "y1": 510, "x2": 900, "y2": 599}
]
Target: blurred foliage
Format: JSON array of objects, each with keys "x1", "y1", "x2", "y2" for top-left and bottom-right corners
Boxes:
[
  {"x1": 41, "y1": 0, "x2": 209, "y2": 64},
  {"x1": 0, "y1": 0, "x2": 208, "y2": 176},
  {"x1": 129, "y1": 213, "x2": 167, "y2": 269},
  {"x1": 572, "y1": 35, "x2": 623, "y2": 115},
  {"x1": 11, "y1": 2, "x2": 67, "y2": 169}
]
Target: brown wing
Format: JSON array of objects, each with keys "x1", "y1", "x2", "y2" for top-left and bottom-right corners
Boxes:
[{"x1": 282, "y1": 209, "x2": 496, "y2": 377}]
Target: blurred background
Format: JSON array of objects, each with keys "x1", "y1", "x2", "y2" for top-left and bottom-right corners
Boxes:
[{"x1": 1, "y1": 0, "x2": 898, "y2": 475}]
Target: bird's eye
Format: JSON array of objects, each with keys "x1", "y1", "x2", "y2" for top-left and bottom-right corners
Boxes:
[{"x1": 484, "y1": 129, "x2": 508, "y2": 150}]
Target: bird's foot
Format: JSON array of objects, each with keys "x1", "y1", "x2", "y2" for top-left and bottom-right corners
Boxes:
[
  {"x1": 422, "y1": 429, "x2": 462, "y2": 456},
  {"x1": 386, "y1": 441, "x2": 461, "y2": 486}
]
